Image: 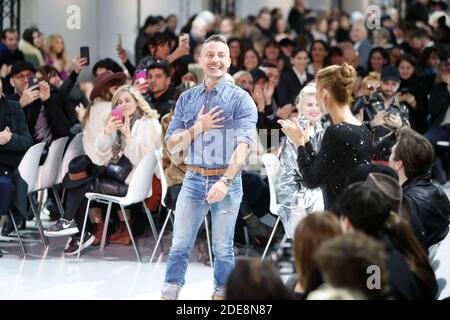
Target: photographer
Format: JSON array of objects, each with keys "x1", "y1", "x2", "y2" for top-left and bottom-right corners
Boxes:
[
  {"x1": 6, "y1": 61, "x2": 72, "y2": 147},
  {"x1": 352, "y1": 65, "x2": 409, "y2": 162}
]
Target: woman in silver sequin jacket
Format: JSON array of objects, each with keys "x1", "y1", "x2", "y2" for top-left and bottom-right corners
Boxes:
[{"x1": 276, "y1": 84, "x2": 325, "y2": 238}]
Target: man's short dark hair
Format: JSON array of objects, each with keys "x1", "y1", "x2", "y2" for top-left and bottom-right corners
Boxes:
[
  {"x1": 338, "y1": 184, "x2": 391, "y2": 237},
  {"x1": 1, "y1": 28, "x2": 17, "y2": 40},
  {"x1": 411, "y1": 28, "x2": 430, "y2": 40},
  {"x1": 92, "y1": 58, "x2": 123, "y2": 77},
  {"x1": 148, "y1": 60, "x2": 171, "y2": 77},
  {"x1": 394, "y1": 127, "x2": 435, "y2": 179},
  {"x1": 204, "y1": 34, "x2": 227, "y2": 45}
]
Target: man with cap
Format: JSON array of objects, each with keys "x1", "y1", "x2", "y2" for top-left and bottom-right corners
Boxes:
[
  {"x1": 352, "y1": 65, "x2": 410, "y2": 162},
  {"x1": 143, "y1": 60, "x2": 176, "y2": 120},
  {"x1": 7, "y1": 60, "x2": 73, "y2": 145}
]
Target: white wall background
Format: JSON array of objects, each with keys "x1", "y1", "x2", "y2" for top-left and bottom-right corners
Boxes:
[{"x1": 19, "y1": 0, "x2": 372, "y2": 79}]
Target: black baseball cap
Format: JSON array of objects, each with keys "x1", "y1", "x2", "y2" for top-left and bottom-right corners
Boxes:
[
  {"x1": 381, "y1": 65, "x2": 400, "y2": 82},
  {"x1": 147, "y1": 59, "x2": 170, "y2": 76},
  {"x1": 249, "y1": 68, "x2": 268, "y2": 83},
  {"x1": 10, "y1": 61, "x2": 35, "y2": 77}
]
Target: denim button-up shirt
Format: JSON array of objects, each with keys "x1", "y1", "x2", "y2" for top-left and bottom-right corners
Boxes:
[{"x1": 166, "y1": 78, "x2": 257, "y2": 168}]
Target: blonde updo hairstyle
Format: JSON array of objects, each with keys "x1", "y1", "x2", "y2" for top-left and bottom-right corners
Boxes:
[{"x1": 316, "y1": 63, "x2": 356, "y2": 106}]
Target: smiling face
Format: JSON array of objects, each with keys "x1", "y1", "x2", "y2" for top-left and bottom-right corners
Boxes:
[
  {"x1": 115, "y1": 91, "x2": 138, "y2": 117},
  {"x1": 244, "y1": 50, "x2": 259, "y2": 70},
  {"x1": 311, "y1": 42, "x2": 327, "y2": 63},
  {"x1": 292, "y1": 50, "x2": 308, "y2": 73},
  {"x1": 199, "y1": 40, "x2": 231, "y2": 81},
  {"x1": 299, "y1": 95, "x2": 323, "y2": 122},
  {"x1": 370, "y1": 51, "x2": 385, "y2": 72},
  {"x1": 398, "y1": 60, "x2": 414, "y2": 80}
]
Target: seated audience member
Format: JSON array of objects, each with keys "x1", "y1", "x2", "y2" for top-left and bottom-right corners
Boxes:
[
  {"x1": 352, "y1": 66, "x2": 409, "y2": 162},
  {"x1": 339, "y1": 181, "x2": 438, "y2": 300},
  {"x1": 290, "y1": 212, "x2": 342, "y2": 299},
  {"x1": 1, "y1": 28, "x2": 25, "y2": 96},
  {"x1": 233, "y1": 71, "x2": 253, "y2": 94},
  {"x1": 143, "y1": 60, "x2": 176, "y2": 120},
  {"x1": 277, "y1": 47, "x2": 314, "y2": 106},
  {"x1": 346, "y1": 164, "x2": 427, "y2": 250},
  {"x1": 225, "y1": 258, "x2": 293, "y2": 300},
  {"x1": 45, "y1": 34, "x2": 70, "y2": 80},
  {"x1": 424, "y1": 65, "x2": 450, "y2": 184},
  {"x1": 92, "y1": 58, "x2": 124, "y2": 78},
  {"x1": 277, "y1": 84, "x2": 324, "y2": 237},
  {"x1": 313, "y1": 232, "x2": 390, "y2": 300},
  {"x1": 19, "y1": 27, "x2": 45, "y2": 68},
  {"x1": 389, "y1": 127, "x2": 450, "y2": 254},
  {"x1": 45, "y1": 85, "x2": 161, "y2": 255},
  {"x1": 0, "y1": 79, "x2": 33, "y2": 235},
  {"x1": 7, "y1": 61, "x2": 73, "y2": 153}
]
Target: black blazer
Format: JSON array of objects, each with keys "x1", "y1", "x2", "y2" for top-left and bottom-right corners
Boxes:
[{"x1": 277, "y1": 68, "x2": 314, "y2": 106}]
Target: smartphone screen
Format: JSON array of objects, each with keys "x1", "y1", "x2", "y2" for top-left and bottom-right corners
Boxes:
[
  {"x1": 28, "y1": 76, "x2": 39, "y2": 90},
  {"x1": 135, "y1": 69, "x2": 147, "y2": 84},
  {"x1": 80, "y1": 46, "x2": 90, "y2": 66},
  {"x1": 179, "y1": 33, "x2": 189, "y2": 48}
]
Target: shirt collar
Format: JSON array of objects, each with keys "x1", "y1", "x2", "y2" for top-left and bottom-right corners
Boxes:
[
  {"x1": 199, "y1": 77, "x2": 229, "y2": 95},
  {"x1": 292, "y1": 67, "x2": 307, "y2": 84}
]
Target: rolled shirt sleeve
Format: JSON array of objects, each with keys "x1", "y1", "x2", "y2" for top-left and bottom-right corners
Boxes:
[{"x1": 233, "y1": 92, "x2": 258, "y2": 148}]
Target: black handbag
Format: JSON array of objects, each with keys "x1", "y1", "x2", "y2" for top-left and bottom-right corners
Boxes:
[
  {"x1": 89, "y1": 178, "x2": 128, "y2": 197},
  {"x1": 105, "y1": 156, "x2": 133, "y2": 183}
]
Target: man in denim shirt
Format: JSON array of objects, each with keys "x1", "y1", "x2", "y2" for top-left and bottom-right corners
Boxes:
[{"x1": 162, "y1": 35, "x2": 257, "y2": 300}]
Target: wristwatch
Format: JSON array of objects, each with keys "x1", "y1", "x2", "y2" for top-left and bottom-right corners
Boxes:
[{"x1": 220, "y1": 175, "x2": 233, "y2": 187}]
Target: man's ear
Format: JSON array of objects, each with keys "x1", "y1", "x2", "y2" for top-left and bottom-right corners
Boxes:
[{"x1": 9, "y1": 77, "x2": 15, "y2": 88}]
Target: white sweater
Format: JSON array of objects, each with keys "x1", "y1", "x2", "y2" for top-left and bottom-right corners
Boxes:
[
  {"x1": 95, "y1": 117, "x2": 162, "y2": 184},
  {"x1": 82, "y1": 99, "x2": 112, "y2": 166}
]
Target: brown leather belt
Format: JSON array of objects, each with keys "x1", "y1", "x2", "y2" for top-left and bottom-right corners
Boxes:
[{"x1": 187, "y1": 165, "x2": 227, "y2": 176}]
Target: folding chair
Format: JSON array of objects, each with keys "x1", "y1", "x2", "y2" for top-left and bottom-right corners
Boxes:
[
  {"x1": 261, "y1": 153, "x2": 286, "y2": 260},
  {"x1": 78, "y1": 152, "x2": 159, "y2": 262},
  {"x1": 34, "y1": 137, "x2": 69, "y2": 219},
  {"x1": 16, "y1": 142, "x2": 47, "y2": 249}
]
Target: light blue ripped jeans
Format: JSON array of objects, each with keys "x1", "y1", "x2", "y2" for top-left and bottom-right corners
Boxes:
[{"x1": 161, "y1": 169, "x2": 243, "y2": 300}]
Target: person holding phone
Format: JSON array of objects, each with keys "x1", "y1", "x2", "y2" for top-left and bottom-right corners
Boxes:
[
  {"x1": 45, "y1": 85, "x2": 161, "y2": 255},
  {"x1": 352, "y1": 65, "x2": 410, "y2": 162},
  {"x1": 7, "y1": 61, "x2": 72, "y2": 146}
]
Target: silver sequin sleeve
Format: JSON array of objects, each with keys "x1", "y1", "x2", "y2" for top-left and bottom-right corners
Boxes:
[{"x1": 276, "y1": 119, "x2": 325, "y2": 238}]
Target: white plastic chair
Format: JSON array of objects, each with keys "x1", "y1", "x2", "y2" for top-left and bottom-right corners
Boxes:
[
  {"x1": 52, "y1": 133, "x2": 84, "y2": 216},
  {"x1": 34, "y1": 137, "x2": 69, "y2": 219},
  {"x1": 261, "y1": 153, "x2": 285, "y2": 260},
  {"x1": 149, "y1": 149, "x2": 213, "y2": 267},
  {"x1": 78, "y1": 152, "x2": 159, "y2": 262},
  {"x1": 17, "y1": 142, "x2": 47, "y2": 247}
]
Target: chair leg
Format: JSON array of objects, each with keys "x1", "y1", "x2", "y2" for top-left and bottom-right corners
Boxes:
[
  {"x1": 261, "y1": 216, "x2": 281, "y2": 261},
  {"x1": 28, "y1": 194, "x2": 48, "y2": 247},
  {"x1": 77, "y1": 197, "x2": 92, "y2": 259},
  {"x1": 100, "y1": 202, "x2": 112, "y2": 252},
  {"x1": 52, "y1": 186, "x2": 64, "y2": 219},
  {"x1": 149, "y1": 209, "x2": 172, "y2": 263},
  {"x1": 204, "y1": 215, "x2": 213, "y2": 269},
  {"x1": 142, "y1": 202, "x2": 159, "y2": 242},
  {"x1": 9, "y1": 210, "x2": 26, "y2": 258},
  {"x1": 120, "y1": 204, "x2": 141, "y2": 262}
]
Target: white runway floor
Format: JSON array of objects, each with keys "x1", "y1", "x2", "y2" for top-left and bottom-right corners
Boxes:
[{"x1": 1, "y1": 184, "x2": 450, "y2": 300}]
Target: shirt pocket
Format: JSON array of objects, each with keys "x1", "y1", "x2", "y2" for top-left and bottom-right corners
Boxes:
[
  {"x1": 222, "y1": 112, "x2": 234, "y2": 129},
  {"x1": 182, "y1": 113, "x2": 196, "y2": 128}
]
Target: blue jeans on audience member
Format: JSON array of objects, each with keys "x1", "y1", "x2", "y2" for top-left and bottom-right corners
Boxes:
[
  {"x1": 0, "y1": 174, "x2": 15, "y2": 215},
  {"x1": 162, "y1": 169, "x2": 243, "y2": 300},
  {"x1": 424, "y1": 124, "x2": 450, "y2": 146}
]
